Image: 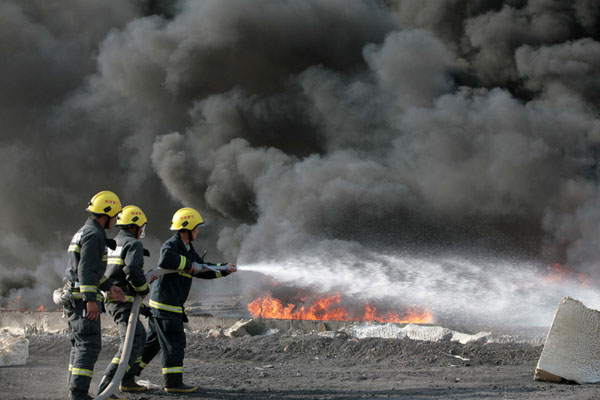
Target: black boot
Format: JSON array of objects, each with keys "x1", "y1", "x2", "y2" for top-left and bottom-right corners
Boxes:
[
  {"x1": 68, "y1": 389, "x2": 93, "y2": 400},
  {"x1": 163, "y1": 373, "x2": 198, "y2": 393},
  {"x1": 119, "y1": 375, "x2": 147, "y2": 392}
]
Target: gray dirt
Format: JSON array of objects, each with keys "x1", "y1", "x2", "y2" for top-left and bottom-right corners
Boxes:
[{"x1": 1, "y1": 331, "x2": 598, "y2": 400}]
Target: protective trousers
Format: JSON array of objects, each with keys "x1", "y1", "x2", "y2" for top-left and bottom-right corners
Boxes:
[
  {"x1": 66, "y1": 301, "x2": 101, "y2": 394},
  {"x1": 137, "y1": 316, "x2": 186, "y2": 386},
  {"x1": 99, "y1": 303, "x2": 146, "y2": 388}
]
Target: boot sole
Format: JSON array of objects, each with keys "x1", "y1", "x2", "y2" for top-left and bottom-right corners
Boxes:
[
  {"x1": 119, "y1": 385, "x2": 147, "y2": 392},
  {"x1": 164, "y1": 387, "x2": 198, "y2": 393}
]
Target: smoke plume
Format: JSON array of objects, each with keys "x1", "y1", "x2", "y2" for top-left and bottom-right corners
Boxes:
[{"x1": 2, "y1": 0, "x2": 600, "y2": 324}]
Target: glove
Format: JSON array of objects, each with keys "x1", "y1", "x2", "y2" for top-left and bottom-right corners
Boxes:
[
  {"x1": 106, "y1": 238, "x2": 117, "y2": 250},
  {"x1": 140, "y1": 304, "x2": 152, "y2": 318},
  {"x1": 190, "y1": 262, "x2": 204, "y2": 275},
  {"x1": 143, "y1": 248, "x2": 150, "y2": 257}
]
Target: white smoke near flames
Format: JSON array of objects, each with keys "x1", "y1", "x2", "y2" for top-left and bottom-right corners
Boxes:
[{"x1": 1, "y1": 0, "x2": 600, "y2": 324}]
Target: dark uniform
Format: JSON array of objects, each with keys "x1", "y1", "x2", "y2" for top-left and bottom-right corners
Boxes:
[
  {"x1": 97, "y1": 229, "x2": 149, "y2": 393},
  {"x1": 65, "y1": 217, "x2": 113, "y2": 395},
  {"x1": 137, "y1": 234, "x2": 231, "y2": 387}
]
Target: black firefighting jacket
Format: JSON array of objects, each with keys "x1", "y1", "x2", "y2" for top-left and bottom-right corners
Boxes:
[
  {"x1": 66, "y1": 217, "x2": 113, "y2": 302},
  {"x1": 104, "y1": 229, "x2": 149, "y2": 304},
  {"x1": 149, "y1": 233, "x2": 231, "y2": 320}
]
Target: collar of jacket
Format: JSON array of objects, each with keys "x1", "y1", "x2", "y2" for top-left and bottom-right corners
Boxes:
[
  {"x1": 117, "y1": 229, "x2": 136, "y2": 240},
  {"x1": 85, "y1": 216, "x2": 107, "y2": 241},
  {"x1": 173, "y1": 233, "x2": 194, "y2": 253}
]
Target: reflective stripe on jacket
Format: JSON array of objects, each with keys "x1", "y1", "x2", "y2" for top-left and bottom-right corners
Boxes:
[
  {"x1": 65, "y1": 217, "x2": 112, "y2": 302},
  {"x1": 105, "y1": 230, "x2": 149, "y2": 299}
]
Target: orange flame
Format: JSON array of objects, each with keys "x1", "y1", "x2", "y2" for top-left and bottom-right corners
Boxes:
[
  {"x1": 543, "y1": 263, "x2": 591, "y2": 287},
  {"x1": 6, "y1": 295, "x2": 23, "y2": 310},
  {"x1": 248, "y1": 292, "x2": 433, "y2": 323},
  {"x1": 4, "y1": 297, "x2": 53, "y2": 312}
]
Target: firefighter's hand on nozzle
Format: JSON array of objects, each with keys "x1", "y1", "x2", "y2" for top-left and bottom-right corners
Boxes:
[
  {"x1": 188, "y1": 262, "x2": 201, "y2": 275},
  {"x1": 109, "y1": 285, "x2": 126, "y2": 302},
  {"x1": 188, "y1": 262, "x2": 236, "y2": 274},
  {"x1": 85, "y1": 301, "x2": 99, "y2": 320}
]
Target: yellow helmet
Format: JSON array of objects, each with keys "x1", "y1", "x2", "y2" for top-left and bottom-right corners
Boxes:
[
  {"x1": 86, "y1": 191, "x2": 122, "y2": 217},
  {"x1": 170, "y1": 207, "x2": 204, "y2": 231},
  {"x1": 117, "y1": 205, "x2": 148, "y2": 227}
]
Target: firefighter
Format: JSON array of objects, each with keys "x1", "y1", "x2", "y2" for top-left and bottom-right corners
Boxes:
[
  {"x1": 136, "y1": 207, "x2": 237, "y2": 393},
  {"x1": 65, "y1": 191, "x2": 126, "y2": 400},
  {"x1": 96, "y1": 205, "x2": 151, "y2": 396}
]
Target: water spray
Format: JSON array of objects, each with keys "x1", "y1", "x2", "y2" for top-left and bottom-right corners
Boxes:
[{"x1": 234, "y1": 253, "x2": 600, "y2": 327}]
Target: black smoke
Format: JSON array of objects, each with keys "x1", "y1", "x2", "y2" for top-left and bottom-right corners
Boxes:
[{"x1": 1, "y1": 0, "x2": 600, "y2": 311}]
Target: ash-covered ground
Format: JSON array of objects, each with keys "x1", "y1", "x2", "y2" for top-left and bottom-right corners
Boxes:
[{"x1": 1, "y1": 328, "x2": 598, "y2": 400}]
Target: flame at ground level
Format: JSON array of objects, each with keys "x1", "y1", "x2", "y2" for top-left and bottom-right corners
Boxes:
[
  {"x1": 248, "y1": 293, "x2": 433, "y2": 324},
  {"x1": 543, "y1": 263, "x2": 592, "y2": 287}
]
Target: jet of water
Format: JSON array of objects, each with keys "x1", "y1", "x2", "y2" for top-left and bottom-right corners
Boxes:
[{"x1": 238, "y1": 252, "x2": 600, "y2": 326}]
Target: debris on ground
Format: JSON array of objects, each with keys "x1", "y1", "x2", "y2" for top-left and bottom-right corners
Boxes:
[
  {"x1": 344, "y1": 323, "x2": 491, "y2": 344},
  {"x1": 225, "y1": 318, "x2": 266, "y2": 337}
]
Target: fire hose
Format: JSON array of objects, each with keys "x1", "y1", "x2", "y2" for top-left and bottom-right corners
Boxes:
[
  {"x1": 94, "y1": 294, "x2": 142, "y2": 400},
  {"x1": 94, "y1": 263, "x2": 232, "y2": 400}
]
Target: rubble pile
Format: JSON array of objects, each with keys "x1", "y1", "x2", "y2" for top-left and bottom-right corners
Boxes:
[{"x1": 206, "y1": 318, "x2": 544, "y2": 346}]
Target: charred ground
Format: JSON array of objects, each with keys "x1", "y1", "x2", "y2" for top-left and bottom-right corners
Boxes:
[{"x1": 1, "y1": 331, "x2": 597, "y2": 400}]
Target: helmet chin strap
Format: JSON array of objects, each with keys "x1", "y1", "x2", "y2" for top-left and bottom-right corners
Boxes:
[
  {"x1": 179, "y1": 230, "x2": 193, "y2": 244},
  {"x1": 134, "y1": 225, "x2": 146, "y2": 239},
  {"x1": 94, "y1": 214, "x2": 111, "y2": 229}
]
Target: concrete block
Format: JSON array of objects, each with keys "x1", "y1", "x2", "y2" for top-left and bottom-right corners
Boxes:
[
  {"x1": 0, "y1": 335, "x2": 29, "y2": 366},
  {"x1": 225, "y1": 319, "x2": 266, "y2": 337},
  {"x1": 535, "y1": 297, "x2": 600, "y2": 384}
]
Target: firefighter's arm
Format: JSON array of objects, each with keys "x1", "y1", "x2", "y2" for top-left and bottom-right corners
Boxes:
[
  {"x1": 158, "y1": 244, "x2": 192, "y2": 271},
  {"x1": 97, "y1": 240, "x2": 114, "y2": 292},
  {"x1": 78, "y1": 232, "x2": 103, "y2": 302},
  {"x1": 97, "y1": 275, "x2": 113, "y2": 292},
  {"x1": 191, "y1": 262, "x2": 236, "y2": 279},
  {"x1": 123, "y1": 241, "x2": 149, "y2": 296}
]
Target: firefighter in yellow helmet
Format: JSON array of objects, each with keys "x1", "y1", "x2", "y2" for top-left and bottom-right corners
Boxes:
[
  {"x1": 97, "y1": 206, "x2": 151, "y2": 396},
  {"x1": 64, "y1": 191, "x2": 126, "y2": 400},
  {"x1": 136, "y1": 207, "x2": 237, "y2": 393}
]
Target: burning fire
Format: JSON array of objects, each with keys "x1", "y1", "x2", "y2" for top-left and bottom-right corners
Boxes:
[
  {"x1": 6, "y1": 295, "x2": 24, "y2": 311},
  {"x1": 248, "y1": 292, "x2": 433, "y2": 324},
  {"x1": 2, "y1": 295, "x2": 56, "y2": 312},
  {"x1": 543, "y1": 263, "x2": 592, "y2": 287}
]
